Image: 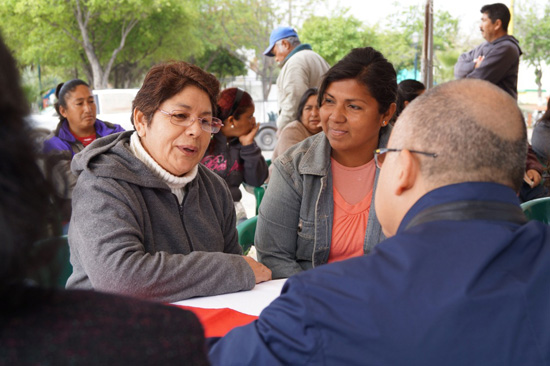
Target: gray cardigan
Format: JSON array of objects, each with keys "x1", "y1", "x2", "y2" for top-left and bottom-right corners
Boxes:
[
  {"x1": 66, "y1": 131, "x2": 255, "y2": 302},
  {"x1": 256, "y1": 127, "x2": 390, "y2": 279}
]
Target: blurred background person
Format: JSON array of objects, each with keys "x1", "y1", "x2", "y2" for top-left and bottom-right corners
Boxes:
[
  {"x1": 0, "y1": 34, "x2": 208, "y2": 366},
  {"x1": 271, "y1": 87, "x2": 322, "y2": 162},
  {"x1": 531, "y1": 97, "x2": 550, "y2": 180},
  {"x1": 263, "y1": 26, "x2": 330, "y2": 132},
  {"x1": 42, "y1": 79, "x2": 124, "y2": 227},
  {"x1": 256, "y1": 47, "x2": 397, "y2": 279},
  {"x1": 389, "y1": 79, "x2": 425, "y2": 125},
  {"x1": 201, "y1": 88, "x2": 268, "y2": 223},
  {"x1": 66, "y1": 62, "x2": 270, "y2": 302}
]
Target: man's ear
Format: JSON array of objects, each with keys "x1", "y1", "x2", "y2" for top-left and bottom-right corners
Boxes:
[
  {"x1": 494, "y1": 18, "x2": 502, "y2": 31},
  {"x1": 394, "y1": 149, "x2": 419, "y2": 196},
  {"x1": 134, "y1": 109, "x2": 147, "y2": 137}
]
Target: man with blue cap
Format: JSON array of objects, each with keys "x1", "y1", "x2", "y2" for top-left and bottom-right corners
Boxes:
[{"x1": 264, "y1": 26, "x2": 329, "y2": 132}]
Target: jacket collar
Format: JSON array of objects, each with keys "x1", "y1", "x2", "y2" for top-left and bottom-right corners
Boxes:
[{"x1": 282, "y1": 43, "x2": 313, "y2": 65}]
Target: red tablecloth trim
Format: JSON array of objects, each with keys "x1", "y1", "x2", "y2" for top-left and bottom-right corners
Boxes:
[{"x1": 175, "y1": 305, "x2": 258, "y2": 338}]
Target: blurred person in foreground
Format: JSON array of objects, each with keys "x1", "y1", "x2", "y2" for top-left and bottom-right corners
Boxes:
[
  {"x1": 256, "y1": 47, "x2": 396, "y2": 279},
  {"x1": 0, "y1": 35, "x2": 208, "y2": 365},
  {"x1": 208, "y1": 79, "x2": 550, "y2": 365},
  {"x1": 264, "y1": 26, "x2": 330, "y2": 132},
  {"x1": 271, "y1": 87, "x2": 322, "y2": 162},
  {"x1": 66, "y1": 61, "x2": 271, "y2": 302},
  {"x1": 201, "y1": 88, "x2": 268, "y2": 223},
  {"x1": 42, "y1": 79, "x2": 124, "y2": 224}
]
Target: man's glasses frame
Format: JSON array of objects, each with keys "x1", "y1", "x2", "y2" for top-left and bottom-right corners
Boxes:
[
  {"x1": 374, "y1": 148, "x2": 438, "y2": 169},
  {"x1": 158, "y1": 109, "x2": 224, "y2": 133}
]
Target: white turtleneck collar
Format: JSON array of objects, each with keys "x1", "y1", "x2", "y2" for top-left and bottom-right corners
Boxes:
[{"x1": 129, "y1": 132, "x2": 197, "y2": 203}]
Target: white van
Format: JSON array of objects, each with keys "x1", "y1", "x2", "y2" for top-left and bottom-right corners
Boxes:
[{"x1": 31, "y1": 88, "x2": 139, "y2": 132}]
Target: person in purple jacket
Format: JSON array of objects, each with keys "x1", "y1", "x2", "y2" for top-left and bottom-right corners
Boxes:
[{"x1": 42, "y1": 79, "x2": 124, "y2": 223}]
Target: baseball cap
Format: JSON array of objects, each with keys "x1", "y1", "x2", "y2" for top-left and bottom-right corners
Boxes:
[{"x1": 263, "y1": 27, "x2": 298, "y2": 57}]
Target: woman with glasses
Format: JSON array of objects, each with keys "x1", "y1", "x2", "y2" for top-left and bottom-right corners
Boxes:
[
  {"x1": 201, "y1": 88, "x2": 268, "y2": 223},
  {"x1": 66, "y1": 61, "x2": 271, "y2": 302},
  {"x1": 256, "y1": 47, "x2": 397, "y2": 279}
]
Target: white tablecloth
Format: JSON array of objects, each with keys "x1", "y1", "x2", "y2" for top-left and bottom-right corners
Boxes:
[{"x1": 172, "y1": 279, "x2": 287, "y2": 316}]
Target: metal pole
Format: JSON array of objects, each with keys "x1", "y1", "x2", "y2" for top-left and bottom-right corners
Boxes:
[{"x1": 421, "y1": 0, "x2": 434, "y2": 88}]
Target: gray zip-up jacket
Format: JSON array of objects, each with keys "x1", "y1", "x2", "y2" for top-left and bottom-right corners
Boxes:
[
  {"x1": 454, "y1": 35, "x2": 522, "y2": 99},
  {"x1": 256, "y1": 128, "x2": 390, "y2": 279},
  {"x1": 66, "y1": 131, "x2": 255, "y2": 302}
]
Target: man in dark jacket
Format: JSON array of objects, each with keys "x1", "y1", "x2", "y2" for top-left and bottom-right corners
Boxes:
[
  {"x1": 207, "y1": 79, "x2": 550, "y2": 365},
  {"x1": 454, "y1": 3, "x2": 522, "y2": 99}
]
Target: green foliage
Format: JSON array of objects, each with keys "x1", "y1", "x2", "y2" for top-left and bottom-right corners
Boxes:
[
  {"x1": 194, "y1": 47, "x2": 247, "y2": 84},
  {"x1": 515, "y1": 0, "x2": 550, "y2": 96},
  {"x1": 300, "y1": 12, "x2": 378, "y2": 66}
]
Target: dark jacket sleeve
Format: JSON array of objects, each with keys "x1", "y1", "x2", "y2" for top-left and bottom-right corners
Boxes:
[
  {"x1": 461, "y1": 42, "x2": 518, "y2": 84},
  {"x1": 240, "y1": 142, "x2": 268, "y2": 187},
  {"x1": 208, "y1": 277, "x2": 322, "y2": 365},
  {"x1": 526, "y1": 144, "x2": 543, "y2": 174}
]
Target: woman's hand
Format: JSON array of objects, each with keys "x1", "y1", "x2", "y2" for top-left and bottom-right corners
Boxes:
[
  {"x1": 242, "y1": 256, "x2": 272, "y2": 283},
  {"x1": 239, "y1": 122, "x2": 260, "y2": 146}
]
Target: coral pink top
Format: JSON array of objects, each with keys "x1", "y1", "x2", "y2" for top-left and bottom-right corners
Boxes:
[{"x1": 328, "y1": 158, "x2": 376, "y2": 263}]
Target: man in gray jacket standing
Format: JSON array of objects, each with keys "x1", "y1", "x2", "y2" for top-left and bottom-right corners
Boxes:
[
  {"x1": 264, "y1": 27, "x2": 330, "y2": 131},
  {"x1": 454, "y1": 3, "x2": 522, "y2": 99}
]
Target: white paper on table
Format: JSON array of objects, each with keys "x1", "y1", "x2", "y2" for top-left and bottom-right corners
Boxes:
[{"x1": 172, "y1": 279, "x2": 287, "y2": 317}]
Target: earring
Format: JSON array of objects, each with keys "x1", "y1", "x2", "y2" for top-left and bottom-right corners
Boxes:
[
  {"x1": 382, "y1": 120, "x2": 387, "y2": 126},
  {"x1": 230, "y1": 124, "x2": 235, "y2": 129}
]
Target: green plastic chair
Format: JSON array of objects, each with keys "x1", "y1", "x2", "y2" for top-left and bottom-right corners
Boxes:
[
  {"x1": 244, "y1": 159, "x2": 271, "y2": 215},
  {"x1": 520, "y1": 197, "x2": 550, "y2": 224},
  {"x1": 237, "y1": 215, "x2": 258, "y2": 255}
]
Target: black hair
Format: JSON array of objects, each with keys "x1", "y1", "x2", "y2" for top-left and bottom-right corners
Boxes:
[
  {"x1": 0, "y1": 34, "x2": 62, "y2": 296},
  {"x1": 318, "y1": 47, "x2": 397, "y2": 115},
  {"x1": 481, "y1": 3, "x2": 511, "y2": 32},
  {"x1": 391, "y1": 79, "x2": 426, "y2": 124},
  {"x1": 296, "y1": 88, "x2": 319, "y2": 122},
  {"x1": 54, "y1": 79, "x2": 90, "y2": 122}
]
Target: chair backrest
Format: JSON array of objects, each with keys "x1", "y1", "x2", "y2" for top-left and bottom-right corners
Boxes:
[
  {"x1": 56, "y1": 235, "x2": 73, "y2": 288},
  {"x1": 520, "y1": 197, "x2": 550, "y2": 224},
  {"x1": 237, "y1": 216, "x2": 258, "y2": 255}
]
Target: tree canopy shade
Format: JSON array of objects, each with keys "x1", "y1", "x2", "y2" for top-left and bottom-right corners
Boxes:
[
  {"x1": 515, "y1": 0, "x2": 550, "y2": 97},
  {"x1": 0, "y1": 0, "x2": 202, "y2": 89},
  {"x1": 300, "y1": 13, "x2": 378, "y2": 66}
]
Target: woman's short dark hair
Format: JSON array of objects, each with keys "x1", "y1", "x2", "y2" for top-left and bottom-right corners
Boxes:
[
  {"x1": 296, "y1": 88, "x2": 319, "y2": 122},
  {"x1": 318, "y1": 47, "x2": 397, "y2": 115},
  {"x1": 217, "y1": 88, "x2": 253, "y2": 121},
  {"x1": 54, "y1": 79, "x2": 90, "y2": 122},
  {"x1": 131, "y1": 61, "x2": 220, "y2": 127}
]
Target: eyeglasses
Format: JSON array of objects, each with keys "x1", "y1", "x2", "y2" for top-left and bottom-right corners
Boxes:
[
  {"x1": 374, "y1": 148, "x2": 438, "y2": 169},
  {"x1": 158, "y1": 109, "x2": 224, "y2": 133}
]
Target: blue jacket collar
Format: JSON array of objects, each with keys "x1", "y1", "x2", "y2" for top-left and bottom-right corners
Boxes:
[
  {"x1": 398, "y1": 182, "x2": 521, "y2": 234},
  {"x1": 57, "y1": 118, "x2": 113, "y2": 142}
]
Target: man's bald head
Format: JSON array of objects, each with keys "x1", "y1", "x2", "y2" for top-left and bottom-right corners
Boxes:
[{"x1": 392, "y1": 79, "x2": 527, "y2": 191}]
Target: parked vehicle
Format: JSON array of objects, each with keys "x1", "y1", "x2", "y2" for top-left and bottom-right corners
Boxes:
[
  {"x1": 30, "y1": 88, "x2": 138, "y2": 132},
  {"x1": 255, "y1": 120, "x2": 278, "y2": 151}
]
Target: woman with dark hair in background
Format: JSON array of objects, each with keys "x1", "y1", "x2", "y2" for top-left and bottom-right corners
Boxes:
[
  {"x1": 256, "y1": 47, "x2": 397, "y2": 279},
  {"x1": 201, "y1": 87, "x2": 268, "y2": 223},
  {"x1": 389, "y1": 79, "x2": 425, "y2": 125},
  {"x1": 271, "y1": 87, "x2": 322, "y2": 161},
  {"x1": 66, "y1": 62, "x2": 270, "y2": 302},
  {"x1": 42, "y1": 79, "x2": 124, "y2": 224},
  {"x1": 0, "y1": 35, "x2": 208, "y2": 365}
]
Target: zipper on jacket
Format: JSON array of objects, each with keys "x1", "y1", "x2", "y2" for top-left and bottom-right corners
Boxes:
[{"x1": 177, "y1": 194, "x2": 194, "y2": 251}]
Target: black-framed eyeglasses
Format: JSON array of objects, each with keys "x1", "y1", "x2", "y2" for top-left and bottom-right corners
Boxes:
[
  {"x1": 374, "y1": 148, "x2": 438, "y2": 169},
  {"x1": 158, "y1": 109, "x2": 224, "y2": 133}
]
